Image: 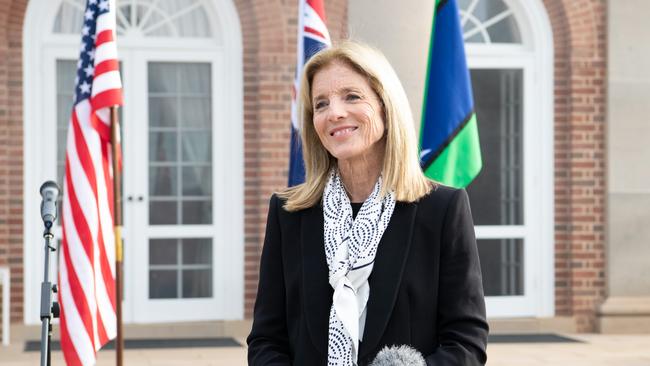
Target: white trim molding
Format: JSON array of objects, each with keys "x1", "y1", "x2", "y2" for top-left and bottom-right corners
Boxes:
[{"x1": 0, "y1": 267, "x2": 9, "y2": 345}]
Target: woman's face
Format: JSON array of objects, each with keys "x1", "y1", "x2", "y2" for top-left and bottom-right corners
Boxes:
[{"x1": 311, "y1": 61, "x2": 385, "y2": 163}]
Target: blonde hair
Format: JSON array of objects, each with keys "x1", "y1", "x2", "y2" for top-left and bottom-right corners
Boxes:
[{"x1": 279, "y1": 40, "x2": 433, "y2": 211}]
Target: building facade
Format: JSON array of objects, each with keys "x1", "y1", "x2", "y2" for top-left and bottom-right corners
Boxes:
[{"x1": 0, "y1": 0, "x2": 647, "y2": 338}]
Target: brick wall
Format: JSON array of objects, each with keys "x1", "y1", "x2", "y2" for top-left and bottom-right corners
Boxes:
[
  {"x1": 544, "y1": 0, "x2": 607, "y2": 332},
  {"x1": 233, "y1": 0, "x2": 348, "y2": 318},
  {"x1": 0, "y1": 0, "x2": 27, "y2": 323}
]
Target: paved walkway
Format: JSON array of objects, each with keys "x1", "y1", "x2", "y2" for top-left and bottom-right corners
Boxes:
[{"x1": 3, "y1": 334, "x2": 650, "y2": 365}]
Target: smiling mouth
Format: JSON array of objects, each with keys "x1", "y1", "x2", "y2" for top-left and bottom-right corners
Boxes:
[{"x1": 330, "y1": 127, "x2": 358, "y2": 137}]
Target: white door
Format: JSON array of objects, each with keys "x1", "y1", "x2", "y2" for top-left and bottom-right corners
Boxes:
[
  {"x1": 24, "y1": 0, "x2": 243, "y2": 324},
  {"x1": 124, "y1": 51, "x2": 230, "y2": 322},
  {"x1": 460, "y1": 0, "x2": 555, "y2": 318}
]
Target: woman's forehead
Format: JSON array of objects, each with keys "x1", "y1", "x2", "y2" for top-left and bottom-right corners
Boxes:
[{"x1": 311, "y1": 62, "x2": 373, "y2": 95}]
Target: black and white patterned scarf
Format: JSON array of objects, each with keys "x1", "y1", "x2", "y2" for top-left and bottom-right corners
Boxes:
[{"x1": 323, "y1": 170, "x2": 396, "y2": 366}]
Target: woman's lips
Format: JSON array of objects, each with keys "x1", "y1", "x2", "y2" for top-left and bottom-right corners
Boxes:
[{"x1": 330, "y1": 126, "x2": 358, "y2": 137}]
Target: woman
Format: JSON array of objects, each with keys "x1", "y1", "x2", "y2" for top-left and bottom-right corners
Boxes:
[{"x1": 247, "y1": 40, "x2": 488, "y2": 366}]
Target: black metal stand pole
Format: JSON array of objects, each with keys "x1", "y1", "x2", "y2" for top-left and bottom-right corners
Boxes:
[{"x1": 40, "y1": 226, "x2": 59, "y2": 366}]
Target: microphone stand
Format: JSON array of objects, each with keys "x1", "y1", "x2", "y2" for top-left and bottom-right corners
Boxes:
[{"x1": 39, "y1": 222, "x2": 60, "y2": 366}]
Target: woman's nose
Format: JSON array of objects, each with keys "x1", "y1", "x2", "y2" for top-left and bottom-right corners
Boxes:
[{"x1": 327, "y1": 99, "x2": 347, "y2": 122}]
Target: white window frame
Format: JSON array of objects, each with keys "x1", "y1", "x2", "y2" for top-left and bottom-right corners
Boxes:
[
  {"x1": 464, "y1": 0, "x2": 554, "y2": 318},
  {"x1": 23, "y1": 0, "x2": 243, "y2": 324}
]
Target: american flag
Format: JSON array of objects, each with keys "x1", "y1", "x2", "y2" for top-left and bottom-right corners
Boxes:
[
  {"x1": 288, "y1": 0, "x2": 331, "y2": 186},
  {"x1": 59, "y1": 0, "x2": 122, "y2": 364}
]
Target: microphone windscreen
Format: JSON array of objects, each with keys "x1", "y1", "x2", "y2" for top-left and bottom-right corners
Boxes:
[{"x1": 369, "y1": 345, "x2": 426, "y2": 366}]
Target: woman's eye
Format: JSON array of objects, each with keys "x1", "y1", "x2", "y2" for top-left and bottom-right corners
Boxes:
[
  {"x1": 314, "y1": 101, "x2": 327, "y2": 110},
  {"x1": 346, "y1": 94, "x2": 361, "y2": 101}
]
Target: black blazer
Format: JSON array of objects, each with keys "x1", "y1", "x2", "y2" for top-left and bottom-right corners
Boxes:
[{"x1": 247, "y1": 185, "x2": 488, "y2": 365}]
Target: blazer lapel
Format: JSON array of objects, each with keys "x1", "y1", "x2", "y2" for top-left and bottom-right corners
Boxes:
[
  {"x1": 301, "y1": 203, "x2": 332, "y2": 356},
  {"x1": 359, "y1": 201, "x2": 418, "y2": 358}
]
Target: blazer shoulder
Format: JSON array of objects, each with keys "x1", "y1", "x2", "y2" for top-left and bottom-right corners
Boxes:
[
  {"x1": 416, "y1": 184, "x2": 466, "y2": 211},
  {"x1": 267, "y1": 193, "x2": 306, "y2": 222}
]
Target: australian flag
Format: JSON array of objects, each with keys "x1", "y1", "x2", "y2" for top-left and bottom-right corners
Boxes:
[{"x1": 288, "y1": 0, "x2": 331, "y2": 186}]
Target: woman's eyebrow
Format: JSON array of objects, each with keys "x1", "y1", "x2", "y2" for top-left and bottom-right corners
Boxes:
[{"x1": 312, "y1": 87, "x2": 364, "y2": 102}]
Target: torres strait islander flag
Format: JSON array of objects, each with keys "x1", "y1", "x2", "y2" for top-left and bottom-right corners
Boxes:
[
  {"x1": 59, "y1": 0, "x2": 122, "y2": 364},
  {"x1": 288, "y1": 0, "x2": 331, "y2": 186},
  {"x1": 420, "y1": 0, "x2": 482, "y2": 188}
]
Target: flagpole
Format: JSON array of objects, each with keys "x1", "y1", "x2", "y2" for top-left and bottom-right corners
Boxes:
[{"x1": 110, "y1": 106, "x2": 124, "y2": 366}]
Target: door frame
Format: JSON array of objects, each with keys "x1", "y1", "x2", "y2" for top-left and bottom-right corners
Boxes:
[{"x1": 467, "y1": 47, "x2": 553, "y2": 318}]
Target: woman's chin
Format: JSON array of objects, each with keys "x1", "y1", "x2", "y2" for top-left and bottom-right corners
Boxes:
[{"x1": 329, "y1": 149, "x2": 363, "y2": 162}]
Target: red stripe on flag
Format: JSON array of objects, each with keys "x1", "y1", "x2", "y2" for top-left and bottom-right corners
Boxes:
[
  {"x1": 97, "y1": 220, "x2": 117, "y2": 310},
  {"x1": 95, "y1": 29, "x2": 114, "y2": 47},
  {"x1": 71, "y1": 112, "x2": 100, "y2": 200},
  {"x1": 97, "y1": 307, "x2": 109, "y2": 346},
  {"x1": 94, "y1": 59, "x2": 119, "y2": 77},
  {"x1": 304, "y1": 26, "x2": 326, "y2": 40},
  {"x1": 59, "y1": 298, "x2": 84, "y2": 366},
  {"x1": 102, "y1": 139, "x2": 115, "y2": 219},
  {"x1": 91, "y1": 89, "x2": 123, "y2": 114},
  {"x1": 89, "y1": 111, "x2": 111, "y2": 142},
  {"x1": 307, "y1": 0, "x2": 327, "y2": 21}
]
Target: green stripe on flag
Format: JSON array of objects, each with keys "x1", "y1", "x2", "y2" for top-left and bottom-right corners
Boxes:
[{"x1": 422, "y1": 113, "x2": 482, "y2": 188}]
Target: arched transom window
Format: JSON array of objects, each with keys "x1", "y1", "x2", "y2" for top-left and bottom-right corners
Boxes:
[
  {"x1": 54, "y1": 0, "x2": 213, "y2": 37},
  {"x1": 459, "y1": 0, "x2": 521, "y2": 43}
]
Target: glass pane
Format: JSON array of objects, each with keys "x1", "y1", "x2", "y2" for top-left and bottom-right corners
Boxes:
[
  {"x1": 149, "y1": 270, "x2": 177, "y2": 298},
  {"x1": 148, "y1": 64, "x2": 178, "y2": 93},
  {"x1": 471, "y1": 0, "x2": 508, "y2": 20},
  {"x1": 182, "y1": 269, "x2": 212, "y2": 298},
  {"x1": 487, "y1": 16, "x2": 522, "y2": 44},
  {"x1": 173, "y1": 6, "x2": 212, "y2": 38},
  {"x1": 136, "y1": 4, "x2": 148, "y2": 24},
  {"x1": 182, "y1": 238, "x2": 211, "y2": 265},
  {"x1": 149, "y1": 239, "x2": 177, "y2": 265},
  {"x1": 182, "y1": 200, "x2": 211, "y2": 224},
  {"x1": 181, "y1": 132, "x2": 211, "y2": 163},
  {"x1": 181, "y1": 98, "x2": 211, "y2": 128},
  {"x1": 478, "y1": 239, "x2": 524, "y2": 296},
  {"x1": 149, "y1": 97, "x2": 177, "y2": 127},
  {"x1": 466, "y1": 69, "x2": 523, "y2": 225},
  {"x1": 53, "y1": 2, "x2": 84, "y2": 34},
  {"x1": 140, "y1": 8, "x2": 166, "y2": 30},
  {"x1": 57, "y1": 60, "x2": 76, "y2": 161},
  {"x1": 150, "y1": 166, "x2": 177, "y2": 196},
  {"x1": 150, "y1": 200, "x2": 178, "y2": 225},
  {"x1": 57, "y1": 131, "x2": 67, "y2": 163},
  {"x1": 149, "y1": 131, "x2": 177, "y2": 162},
  {"x1": 179, "y1": 64, "x2": 211, "y2": 93},
  {"x1": 182, "y1": 166, "x2": 211, "y2": 196},
  {"x1": 155, "y1": 0, "x2": 188, "y2": 15},
  {"x1": 58, "y1": 96, "x2": 72, "y2": 128},
  {"x1": 122, "y1": 4, "x2": 133, "y2": 24},
  {"x1": 147, "y1": 24, "x2": 174, "y2": 37}
]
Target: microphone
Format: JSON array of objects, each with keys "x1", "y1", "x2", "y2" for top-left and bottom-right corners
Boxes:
[
  {"x1": 40, "y1": 181, "x2": 60, "y2": 229},
  {"x1": 369, "y1": 345, "x2": 426, "y2": 366}
]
